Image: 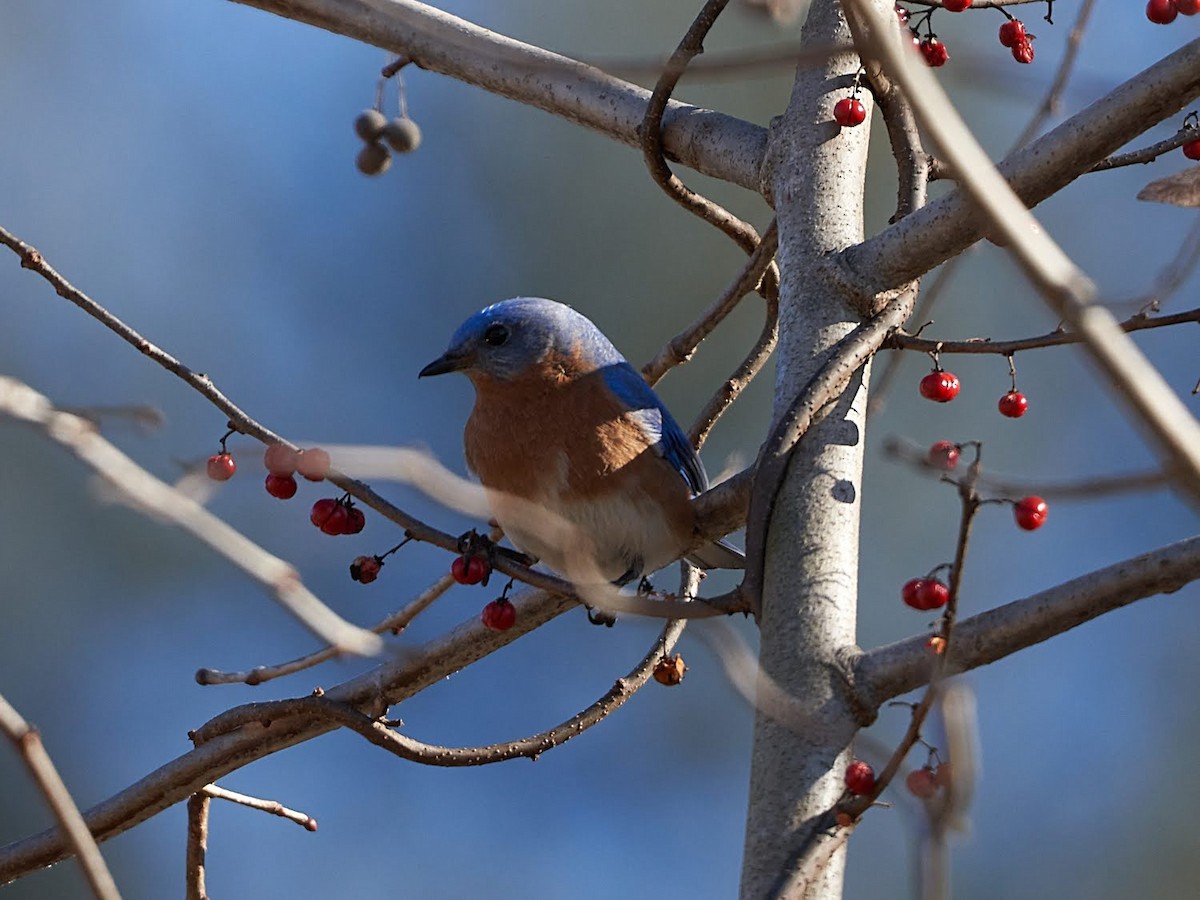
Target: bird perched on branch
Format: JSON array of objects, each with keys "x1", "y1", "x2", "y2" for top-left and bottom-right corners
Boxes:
[{"x1": 420, "y1": 297, "x2": 743, "y2": 593}]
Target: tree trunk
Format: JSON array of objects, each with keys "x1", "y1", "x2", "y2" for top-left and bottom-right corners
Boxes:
[{"x1": 739, "y1": 1, "x2": 875, "y2": 897}]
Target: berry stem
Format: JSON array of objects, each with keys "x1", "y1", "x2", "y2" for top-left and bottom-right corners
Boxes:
[
  {"x1": 1006, "y1": 353, "x2": 1018, "y2": 392},
  {"x1": 378, "y1": 532, "x2": 414, "y2": 560}
]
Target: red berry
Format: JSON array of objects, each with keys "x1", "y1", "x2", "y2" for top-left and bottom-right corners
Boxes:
[
  {"x1": 998, "y1": 391, "x2": 1029, "y2": 418},
  {"x1": 844, "y1": 759, "x2": 876, "y2": 795},
  {"x1": 919, "y1": 370, "x2": 960, "y2": 402},
  {"x1": 927, "y1": 440, "x2": 960, "y2": 471},
  {"x1": 906, "y1": 766, "x2": 939, "y2": 799},
  {"x1": 1014, "y1": 495, "x2": 1048, "y2": 531},
  {"x1": 342, "y1": 505, "x2": 366, "y2": 535},
  {"x1": 1011, "y1": 38, "x2": 1035, "y2": 64},
  {"x1": 901, "y1": 578, "x2": 925, "y2": 609},
  {"x1": 1183, "y1": 139, "x2": 1200, "y2": 160},
  {"x1": 943, "y1": 0, "x2": 971, "y2": 11},
  {"x1": 264, "y1": 444, "x2": 299, "y2": 475},
  {"x1": 264, "y1": 472, "x2": 298, "y2": 499},
  {"x1": 903, "y1": 578, "x2": 950, "y2": 611},
  {"x1": 451, "y1": 555, "x2": 489, "y2": 585},
  {"x1": 833, "y1": 97, "x2": 867, "y2": 127},
  {"x1": 481, "y1": 597, "x2": 517, "y2": 631},
  {"x1": 895, "y1": 5, "x2": 909, "y2": 25},
  {"x1": 1179, "y1": 0, "x2": 1200, "y2": 14},
  {"x1": 998, "y1": 19, "x2": 1026, "y2": 47},
  {"x1": 920, "y1": 37, "x2": 949, "y2": 68},
  {"x1": 206, "y1": 452, "x2": 236, "y2": 481},
  {"x1": 310, "y1": 497, "x2": 348, "y2": 534},
  {"x1": 1146, "y1": 0, "x2": 1178, "y2": 24},
  {"x1": 297, "y1": 447, "x2": 331, "y2": 482},
  {"x1": 350, "y1": 555, "x2": 383, "y2": 584}
]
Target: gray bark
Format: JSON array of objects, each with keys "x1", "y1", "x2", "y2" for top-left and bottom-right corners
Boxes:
[{"x1": 739, "y1": 1, "x2": 875, "y2": 897}]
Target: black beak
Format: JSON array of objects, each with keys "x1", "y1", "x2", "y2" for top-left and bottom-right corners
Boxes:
[{"x1": 419, "y1": 348, "x2": 473, "y2": 378}]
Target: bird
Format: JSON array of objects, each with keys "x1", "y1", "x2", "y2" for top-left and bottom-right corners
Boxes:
[{"x1": 419, "y1": 297, "x2": 743, "y2": 593}]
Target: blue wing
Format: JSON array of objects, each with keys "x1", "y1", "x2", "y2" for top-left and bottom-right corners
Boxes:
[{"x1": 601, "y1": 362, "x2": 708, "y2": 495}]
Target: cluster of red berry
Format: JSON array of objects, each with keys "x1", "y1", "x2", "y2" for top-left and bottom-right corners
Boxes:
[
  {"x1": 309, "y1": 496, "x2": 366, "y2": 536},
  {"x1": 895, "y1": 3, "x2": 1040, "y2": 69},
  {"x1": 448, "y1": 553, "x2": 516, "y2": 631},
  {"x1": 263, "y1": 444, "x2": 331, "y2": 499},
  {"x1": 998, "y1": 18, "x2": 1035, "y2": 65},
  {"x1": 1147, "y1": 0, "x2": 1200, "y2": 24}
]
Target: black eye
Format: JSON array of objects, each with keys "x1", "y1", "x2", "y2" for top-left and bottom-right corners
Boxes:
[{"x1": 483, "y1": 323, "x2": 509, "y2": 346}]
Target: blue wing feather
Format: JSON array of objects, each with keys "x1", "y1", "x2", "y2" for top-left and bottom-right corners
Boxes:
[{"x1": 601, "y1": 363, "x2": 708, "y2": 495}]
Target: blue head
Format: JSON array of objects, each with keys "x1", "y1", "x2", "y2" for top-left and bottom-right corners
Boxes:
[{"x1": 419, "y1": 297, "x2": 624, "y2": 381}]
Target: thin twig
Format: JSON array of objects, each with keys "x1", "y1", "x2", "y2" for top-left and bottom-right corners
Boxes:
[
  {"x1": 1010, "y1": 0, "x2": 1097, "y2": 149},
  {"x1": 838, "y1": 447, "x2": 983, "y2": 824},
  {"x1": 639, "y1": 0, "x2": 762, "y2": 255},
  {"x1": 212, "y1": 614, "x2": 685, "y2": 767},
  {"x1": 884, "y1": 436, "x2": 1172, "y2": 499},
  {"x1": 688, "y1": 272, "x2": 780, "y2": 450},
  {"x1": 867, "y1": 255, "x2": 967, "y2": 415},
  {"x1": 185, "y1": 794, "x2": 208, "y2": 900},
  {"x1": 196, "y1": 574, "x2": 456, "y2": 686},
  {"x1": 885, "y1": 305, "x2": 1200, "y2": 355},
  {"x1": 0, "y1": 692, "x2": 121, "y2": 900},
  {"x1": 201, "y1": 784, "x2": 317, "y2": 831},
  {"x1": 643, "y1": 219, "x2": 779, "y2": 387},
  {"x1": 1091, "y1": 125, "x2": 1200, "y2": 172}
]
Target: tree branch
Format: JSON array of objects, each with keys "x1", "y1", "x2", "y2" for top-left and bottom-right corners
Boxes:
[
  {"x1": 851, "y1": 535, "x2": 1200, "y2": 713},
  {"x1": 0, "y1": 376, "x2": 382, "y2": 658},
  {"x1": 843, "y1": 1, "x2": 1200, "y2": 505},
  {"x1": 0, "y1": 692, "x2": 121, "y2": 900},
  {"x1": 229, "y1": 0, "x2": 766, "y2": 191}
]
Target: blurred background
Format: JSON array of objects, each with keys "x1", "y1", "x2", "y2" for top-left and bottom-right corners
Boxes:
[{"x1": 1, "y1": 1, "x2": 1197, "y2": 897}]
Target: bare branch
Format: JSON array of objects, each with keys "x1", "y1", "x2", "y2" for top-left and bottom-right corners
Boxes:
[
  {"x1": 851, "y1": 535, "x2": 1200, "y2": 712},
  {"x1": 0, "y1": 376, "x2": 382, "y2": 657},
  {"x1": 1010, "y1": 0, "x2": 1097, "y2": 149},
  {"x1": 843, "y1": 37, "x2": 1200, "y2": 287},
  {"x1": 201, "y1": 784, "x2": 318, "y2": 831},
  {"x1": 229, "y1": 0, "x2": 766, "y2": 191},
  {"x1": 301, "y1": 616, "x2": 685, "y2": 766},
  {"x1": 1092, "y1": 125, "x2": 1200, "y2": 172},
  {"x1": 643, "y1": 220, "x2": 779, "y2": 387},
  {"x1": 184, "y1": 794, "x2": 208, "y2": 900},
  {"x1": 883, "y1": 436, "x2": 1172, "y2": 500},
  {"x1": 842, "y1": 1, "x2": 1200, "y2": 504},
  {"x1": 885, "y1": 306, "x2": 1200, "y2": 355},
  {"x1": 196, "y1": 574, "x2": 455, "y2": 686},
  {"x1": 0, "y1": 692, "x2": 121, "y2": 900}
]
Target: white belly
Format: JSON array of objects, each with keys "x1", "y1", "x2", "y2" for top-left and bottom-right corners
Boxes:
[{"x1": 488, "y1": 487, "x2": 683, "y2": 585}]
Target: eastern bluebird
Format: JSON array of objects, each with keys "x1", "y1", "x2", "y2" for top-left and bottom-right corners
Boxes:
[{"x1": 419, "y1": 297, "x2": 743, "y2": 590}]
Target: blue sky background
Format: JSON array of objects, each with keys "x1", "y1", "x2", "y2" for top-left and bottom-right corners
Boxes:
[{"x1": 1, "y1": 2, "x2": 1197, "y2": 897}]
